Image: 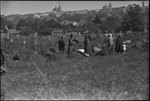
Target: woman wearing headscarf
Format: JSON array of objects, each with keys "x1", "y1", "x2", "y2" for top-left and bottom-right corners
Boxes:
[
  {"x1": 115, "y1": 35, "x2": 123, "y2": 54},
  {"x1": 84, "y1": 35, "x2": 93, "y2": 56},
  {"x1": 58, "y1": 36, "x2": 65, "y2": 54}
]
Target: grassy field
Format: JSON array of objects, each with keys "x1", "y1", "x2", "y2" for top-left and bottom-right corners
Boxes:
[{"x1": 1, "y1": 43, "x2": 149, "y2": 100}]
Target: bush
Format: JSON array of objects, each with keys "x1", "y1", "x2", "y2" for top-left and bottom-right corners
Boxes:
[{"x1": 38, "y1": 28, "x2": 52, "y2": 36}]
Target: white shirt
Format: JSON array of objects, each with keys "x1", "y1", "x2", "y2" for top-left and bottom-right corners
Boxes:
[{"x1": 123, "y1": 44, "x2": 126, "y2": 51}]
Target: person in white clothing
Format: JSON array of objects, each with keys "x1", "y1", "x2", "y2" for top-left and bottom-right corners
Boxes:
[{"x1": 123, "y1": 42, "x2": 127, "y2": 55}]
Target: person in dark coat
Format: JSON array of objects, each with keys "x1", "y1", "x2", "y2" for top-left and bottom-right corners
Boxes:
[
  {"x1": 1, "y1": 48, "x2": 7, "y2": 76},
  {"x1": 84, "y1": 35, "x2": 93, "y2": 56},
  {"x1": 115, "y1": 35, "x2": 123, "y2": 54},
  {"x1": 67, "y1": 34, "x2": 79, "y2": 55},
  {"x1": 58, "y1": 36, "x2": 65, "y2": 54}
]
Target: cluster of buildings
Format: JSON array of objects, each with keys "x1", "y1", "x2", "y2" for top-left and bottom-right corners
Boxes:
[{"x1": 102, "y1": 2, "x2": 112, "y2": 10}]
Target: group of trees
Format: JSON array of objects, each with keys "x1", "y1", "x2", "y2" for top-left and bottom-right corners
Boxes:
[
  {"x1": 121, "y1": 4, "x2": 147, "y2": 32},
  {"x1": 92, "y1": 4, "x2": 149, "y2": 33},
  {"x1": 16, "y1": 17, "x2": 61, "y2": 36},
  {"x1": 1, "y1": 4, "x2": 149, "y2": 36}
]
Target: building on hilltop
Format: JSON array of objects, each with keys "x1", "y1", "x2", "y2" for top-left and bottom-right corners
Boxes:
[
  {"x1": 142, "y1": 1, "x2": 144, "y2": 7},
  {"x1": 102, "y1": 2, "x2": 112, "y2": 10},
  {"x1": 109, "y1": 2, "x2": 112, "y2": 9},
  {"x1": 52, "y1": 1, "x2": 62, "y2": 13}
]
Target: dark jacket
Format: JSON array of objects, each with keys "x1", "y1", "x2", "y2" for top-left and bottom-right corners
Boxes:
[
  {"x1": 58, "y1": 38, "x2": 65, "y2": 49},
  {"x1": 115, "y1": 36, "x2": 123, "y2": 52},
  {"x1": 84, "y1": 36, "x2": 93, "y2": 55}
]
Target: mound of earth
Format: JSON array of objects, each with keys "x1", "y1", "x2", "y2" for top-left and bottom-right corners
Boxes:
[
  {"x1": 94, "y1": 45, "x2": 108, "y2": 56},
  {"x1": 66, "y1": 51, "x2": 85, "y2": 59}
]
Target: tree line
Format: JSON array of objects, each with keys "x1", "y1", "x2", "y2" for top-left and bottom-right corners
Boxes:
[{"x1": 1, "y1": 4, "x2": 149, "y2": 36}]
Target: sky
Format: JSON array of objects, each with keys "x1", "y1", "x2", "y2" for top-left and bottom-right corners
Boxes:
[{"x1": 1, "y1": 1, "x2": 149, "y2": 16}]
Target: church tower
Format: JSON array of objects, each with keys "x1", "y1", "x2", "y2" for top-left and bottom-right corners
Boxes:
[
  {"x1": 142, "y1": 1, "x2": 144, "y2": 7},
  {"x1": 58, "y1": 1, "x2": 61, "y2": 12},
  {"x1": 109, "y1": 2, "x2": 112, "y2": 9}
]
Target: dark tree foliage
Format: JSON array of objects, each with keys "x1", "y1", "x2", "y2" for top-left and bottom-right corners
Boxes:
[
  {"x1": 2, "y1": 3, "x2": 148, "y2": 36},
  {"x1": 0, "y1": 16, "x2": 6, "y2": 29},
  {"x1": 92, "y1": 14, "x2": 102, "y2": 24},
  {"x1": 22, "y1": 27, "x2": 35, "y2": 36},
  {"x1": 122, "y1": 4, "x2": 143, "y2": 32},
  {"x1": 38, "y1": 28, "x2": 52, "y2": 36}
]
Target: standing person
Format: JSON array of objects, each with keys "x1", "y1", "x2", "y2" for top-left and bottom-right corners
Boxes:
[
  {"x1": 103, "y1": 32, "x2": 109, "y2": 55},
  {"x1": 58, "y1": 36, "x2": 65, "y2": 54},
  {"x1": 67, "y1": 34, "x2": 79, "y2": 55},
  {"x1": 108, "y1": 33, "x2": 114, "y2": 55},
  {"x1": 1, "y1": 49, "x2": 5, "y2": 67},
  {"x1": 104, "y1": 31, "x2": 109, "y2": 44},
  {"x1": 115, "y1": 35, "x2": 123, "y2": 54},
  {"x1": 119, "y1": 31, "x2": 123, "y2": 38},
  {"x1": 1, "y1": 48, "x2": 7, "y2": 76},
  {"x1": 122, "y1": 42, "x2": 127, "y2": 55},
  {"x1": 84, "y1": 35, "x2": 93, "y2": 56},
  {"x1": 67, "y1": 34, "x2": 74, "y2": 55}
]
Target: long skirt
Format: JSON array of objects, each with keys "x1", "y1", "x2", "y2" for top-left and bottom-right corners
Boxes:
[
  {"x1": 67, "y1": 45, "x2": 74, "y2": 55},
  {"x1": 115, "y1": 43, "x2": 123, "y2": 53}
]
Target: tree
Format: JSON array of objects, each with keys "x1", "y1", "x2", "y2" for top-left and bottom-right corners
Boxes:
[
  {"x1": 92, "y1": 14, "x2": 102, "y2": 24},
  {"x1": 22, "y1": 27, "x2": 35, "y2": 36},
  {"x1": 121, "y1": 4, "x2": 143, "y2": 32},
  {"x1": 44, "y1": 19, "x2": 58, "y2": 28},
  {"x1": 104, "y1": 16, "x2": 117, "y2": 32},
  {"x1": 17, "y1": 18, "x2": 26, "y2": 31},
  {"x1": 0, "y1": 16, "x2": 6, "y2": 29},
  {"x1": 38, "y1": 28, "x2": 53, "y2": 36}
]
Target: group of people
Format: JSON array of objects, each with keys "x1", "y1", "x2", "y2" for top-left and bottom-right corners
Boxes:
[
  {"x1": 58, "y1": 34, "x2": 95, "y2": 56},
  {"x1": 1, "y1": 32, "x2": 126, "y2": 75},
  {"x1": 58, "y1": 34, "x2": 79, "y2": 55},
  {"x1": 105, "y1": 32, "x2": 126, "y2": 55},
  {"x1": 58, "y1": 32, "x2": 126, "y2": 56}
]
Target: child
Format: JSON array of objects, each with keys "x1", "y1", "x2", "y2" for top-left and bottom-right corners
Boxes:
[{"x1": 123, "y1": 42, "x2": 127, "y2": 55}]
